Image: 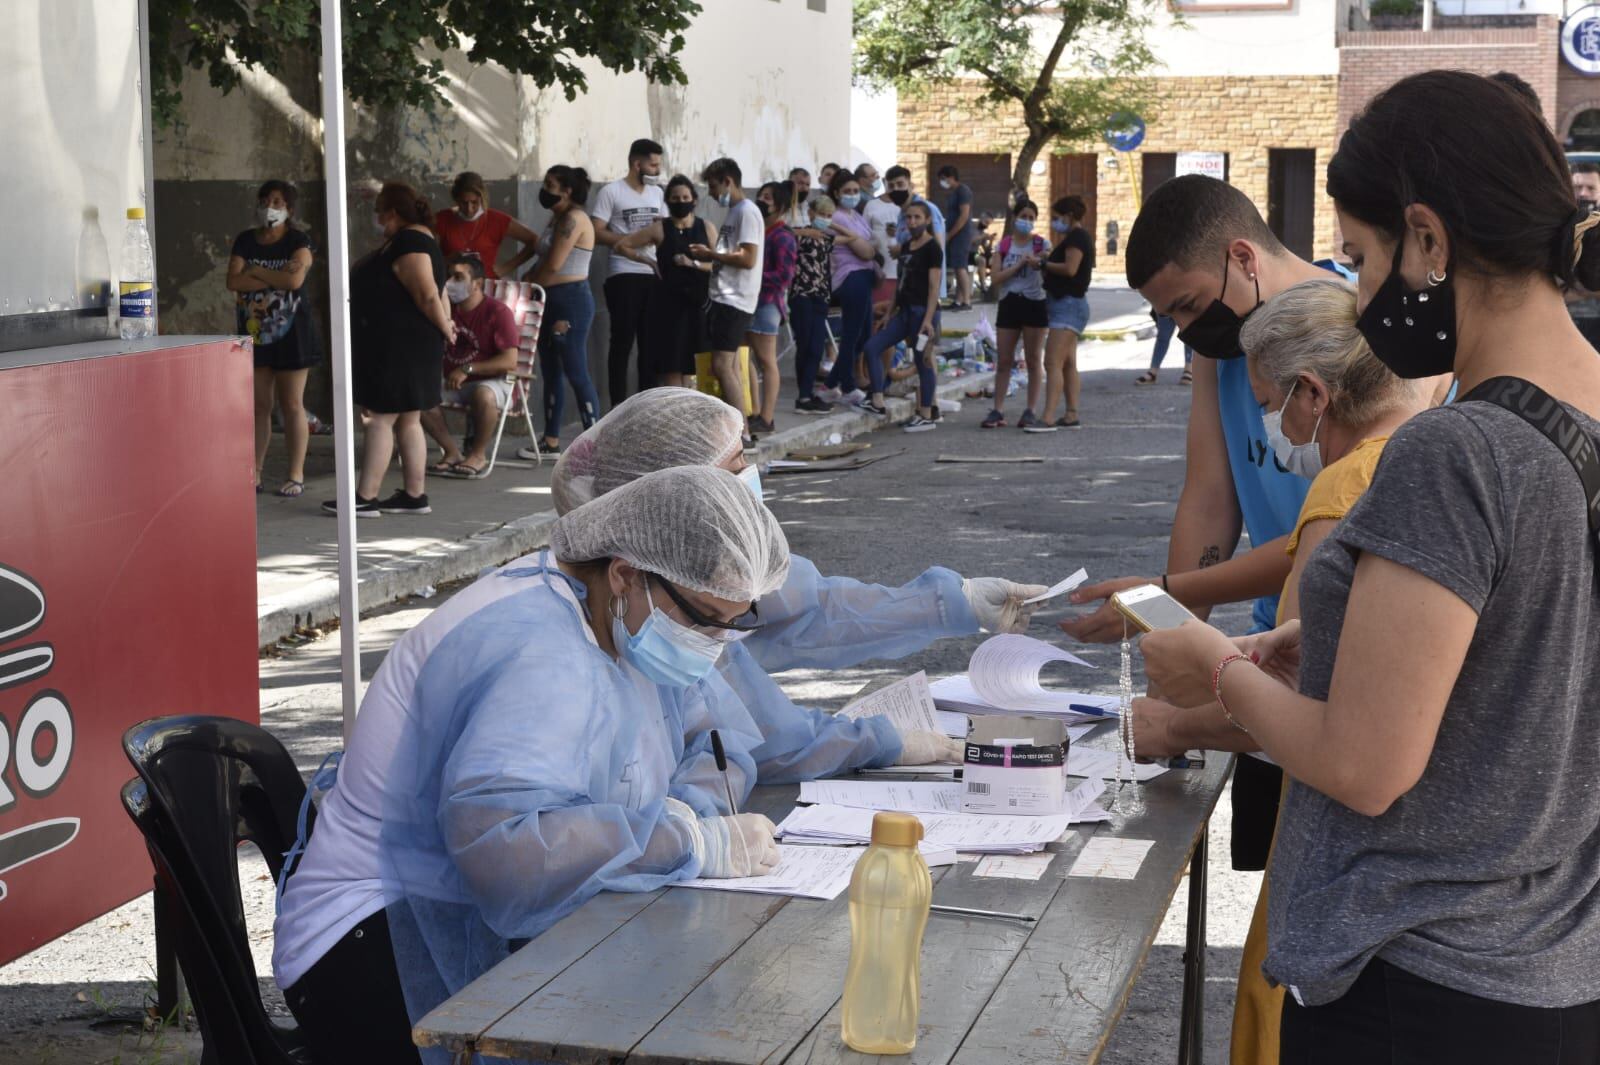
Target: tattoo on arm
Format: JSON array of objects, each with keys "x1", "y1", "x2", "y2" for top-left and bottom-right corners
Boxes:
[
  {"x1": 1198, "y1": 546, "x2": 1222, "y2": 569},
  {"x1": 558, "y1": 215, "x2": 576, "y2": 238}
]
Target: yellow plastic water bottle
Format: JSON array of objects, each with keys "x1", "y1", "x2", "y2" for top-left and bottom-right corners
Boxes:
[{"x1": 841, "y1": 811, "x2": 933, "y2": 1054}]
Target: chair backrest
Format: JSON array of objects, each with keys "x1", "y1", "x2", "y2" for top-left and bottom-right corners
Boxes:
[
  {"x1": 121, "y1": 715, "x2": 315, "y2": 1065},
  {"x1": 485, "y1": 279, "x2": 545, "y2": 379}
]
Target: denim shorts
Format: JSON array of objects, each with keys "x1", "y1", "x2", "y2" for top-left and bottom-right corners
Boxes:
[
  {"x1": 1047, "y1": 294, "x2": 1090, "y2": 335},
  {"x1": 749, "y1": 301, "x2": 782, "y2": 336}
]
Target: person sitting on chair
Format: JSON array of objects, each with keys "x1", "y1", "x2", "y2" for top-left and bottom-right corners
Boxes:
[{"x1": 420, "y1": 255, "x2": 521, "y2": 479}]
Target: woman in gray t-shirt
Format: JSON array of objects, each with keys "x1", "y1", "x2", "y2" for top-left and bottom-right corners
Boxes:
[{"x1": 1137, "y1": 71, "x2": 1600, "y2": 1063}]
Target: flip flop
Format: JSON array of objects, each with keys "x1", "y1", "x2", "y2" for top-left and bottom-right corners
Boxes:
[
  {"x1": 1135, "y1": 371, "x2": 1158, "y2": 385},
  {"x1": 1180, "y1": 369, "x2": 1194, "y2": 385},
  {"x1": 276, "y1": 480, "x2": 305, "y2": 498},
  {"x1": 444, "y1": 461, "x2": 489, "y2": 480},
  {"x1": 429, "y1": 458, "x2": 462, "y2": 474}
]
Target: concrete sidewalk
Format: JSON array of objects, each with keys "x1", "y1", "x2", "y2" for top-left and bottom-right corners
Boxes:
[{"x1": 255, "y1": 292, "x2": 1153, "y2": 645}]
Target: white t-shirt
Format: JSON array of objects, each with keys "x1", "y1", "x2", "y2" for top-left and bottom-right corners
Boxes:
[
  {"x1": 710, "y1": 198, "x2": 765, "y2": 314},
  {"x1": 271, "y1": 554, "x2": 589, "y2": 989},
  {"x1": 862, "y1": 198, "x2": 900, "y2": 280},
  {"x1": 590, "y1": 179, "x2": 664, "y2": 278}
]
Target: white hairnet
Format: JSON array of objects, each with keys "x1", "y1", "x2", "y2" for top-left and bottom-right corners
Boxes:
[
  {"x1": 551, "y1": 388, "x2": 746, "y2": 515},
  {"x1": 550, "y1": 466, "x2": 790, "y2": 602}
]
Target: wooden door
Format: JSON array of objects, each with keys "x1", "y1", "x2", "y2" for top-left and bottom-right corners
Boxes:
[
  {"x1": 1049, "y1": 153, "x2": 1098, "y2": 240},
  {"x1": 1268, "y1": 149, "x2": 1316, "y2": 260}
]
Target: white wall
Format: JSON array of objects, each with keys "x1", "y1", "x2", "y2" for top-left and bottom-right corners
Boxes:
[{"x1": 850, "y1": 85, "x2": 901, "y2": 172}]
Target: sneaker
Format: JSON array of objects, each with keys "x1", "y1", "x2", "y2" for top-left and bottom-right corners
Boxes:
[
  {"x1": 1017, "y1": 409, "x2": 1040, "y2": 430},
  {"x1": 1022, "y1": 422, "x2": 1059, "y2": 434},
  {"x1": 795, "y1": 396, "x2": 835, "y2": 415},
  {"x1": 378, "y1": 489, "x2": 432, "y2": 515},
  {"x1": 930, "y1": 404, "x2": 943, "y2": 422},
  {"x1": 904, "y1": 415, "x2": 938, "y2": 433},
  {"x1": 748, "y1": 415, "x2": 776, "y2": 436},
  {"x1": 981, "y1": 409, "x2": 1006, "y2": 429},
  {"x1": 321, "y1": 495, "x2": 382, "y2": 518},
  {"x1": 860, "y1": 400, "x2": 890, "y2": 416},
  {"x1": 813, "y1": 386, "x2": 843, "y2": 403},
  {"x1": 1057, "y1": 415, "x2": 1082, "y2": 429}
]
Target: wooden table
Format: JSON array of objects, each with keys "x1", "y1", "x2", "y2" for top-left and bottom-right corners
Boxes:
[{"x1": 414, "y1": 734, "x2": 1231, "y2": 1065}]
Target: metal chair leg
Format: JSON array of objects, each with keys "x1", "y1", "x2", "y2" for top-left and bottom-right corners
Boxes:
[
  {"x1": 484, "y1": 396, "x2": 513, "y2": 476},
  {"x1": 1177, "y1": 825, "x2": 1209, "y2": 1065}
]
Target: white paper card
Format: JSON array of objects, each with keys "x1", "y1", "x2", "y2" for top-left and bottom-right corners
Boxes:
[
  {"x1": 839, "y1": 671, "x2": 940, "y2": 733},
  {"x1": 1022, "y1": 568, "x2": 1089, "y2": 605},
  {"x1": 798, "y1": 779, "x2": 965, "y2": 814},
  {"x1": 1067, "y1": 837, "x2": 1156, "y2": 880},
  {"x1": 1067, "y1": 747, "x2": 1170, "y2": 782},
  {"x1": 973, "y1": 853, "x2": 1056, "y2": 880},
  {"x1": 677, "y1": 844, "x2": 862, "y2": 899}
]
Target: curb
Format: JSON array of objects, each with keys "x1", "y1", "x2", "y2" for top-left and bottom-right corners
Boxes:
[{"x1": 257, "y1": 367, "x2": 995, "y2": 649}]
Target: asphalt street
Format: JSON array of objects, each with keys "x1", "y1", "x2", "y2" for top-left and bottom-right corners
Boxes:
[{"x1": 0, "y1": 330, "x2": 1265, "y2": 1065}]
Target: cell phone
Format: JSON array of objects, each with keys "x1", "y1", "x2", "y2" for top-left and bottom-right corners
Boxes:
[{"x1": 1110, "y1": 584, "x2": 1197, "y2": 634}]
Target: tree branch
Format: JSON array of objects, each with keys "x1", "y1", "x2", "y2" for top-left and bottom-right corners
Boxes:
[{"x1": 1026, "y1": 2, "x2": 1089, "y2": 112}]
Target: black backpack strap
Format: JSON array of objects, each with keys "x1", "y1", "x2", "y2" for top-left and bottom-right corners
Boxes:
[{"x1": 1459, "y1": 376, "x2": 1600, "y2": 539}]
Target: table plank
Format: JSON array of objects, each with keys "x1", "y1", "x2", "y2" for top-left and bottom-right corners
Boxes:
[
  {"x1": 947, "y1": 758, "x2": 1232, "y2": 1065},
  {"x1": 413, "y1": 889, "x2": 667, "y2": 1054},
  {"x1": 477, "y1": 886, "x2": 793, "y2": 1062}
]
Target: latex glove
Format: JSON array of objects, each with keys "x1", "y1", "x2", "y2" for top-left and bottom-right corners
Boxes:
[
  {"x1": 895, "y1": 729, "x2": 965, "y2": 765},
  {"x1": 696, "y1": 813, "x2": 781, "y2": 879},
  {"x1": 962, "y1": 578, "x2": 1050, "y2": 634}
]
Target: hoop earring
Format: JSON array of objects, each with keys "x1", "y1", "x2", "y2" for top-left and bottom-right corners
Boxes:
[
  {"x1": 609, "y1": 594, "x2": 628, "y2": 621},
  {"x1": 1426, "y1": 268, "x2": 1447, "y2": 287}
]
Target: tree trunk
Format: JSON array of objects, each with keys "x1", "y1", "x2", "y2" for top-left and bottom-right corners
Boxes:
[{"x1": 1011, "y1": 125, "x2": 1053, "y2": 203}]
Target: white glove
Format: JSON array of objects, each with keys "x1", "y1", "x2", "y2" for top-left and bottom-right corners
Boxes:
[
  {"x1": 962, "y1": 577, "x2": 1050, "y2": 634},
  {"x1": 692, "y1": 812, "x2": 781, "y2": 879},
  {"x1": 895, "y1": 729, "x2": 965, "y2": 766}
]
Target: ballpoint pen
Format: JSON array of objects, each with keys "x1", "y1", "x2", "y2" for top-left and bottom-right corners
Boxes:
[
  {"x1": 1069, "y1": 703, "x2": 1117, "y2": 718},
  {"x1": 710, "y1": 730, "x2": 740, "y2": 816},
  {"x1": 929, "y1": 904, "x2": 1036, "y2": 924}
]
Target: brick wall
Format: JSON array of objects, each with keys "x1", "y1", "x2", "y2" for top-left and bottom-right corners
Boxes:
[
  {"x1": 1557, "y1": 62, "x2": 1600, "y2": 141},
  {"x1": 1336, "y1": 19, "x2": 1560, "y2": 133},
  {"x1": 898, "y1": 74, "x2": 1341, "y2": 277}
]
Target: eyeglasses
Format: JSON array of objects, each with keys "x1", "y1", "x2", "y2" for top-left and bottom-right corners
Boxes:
[{"x1": 649, "y1": 575, "x2": 762, "y2": 641}]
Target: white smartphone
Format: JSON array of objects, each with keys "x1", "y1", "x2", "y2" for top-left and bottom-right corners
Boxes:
[{"x1": 1110, "y1": 584, "x2": 1197, "y2": 634}]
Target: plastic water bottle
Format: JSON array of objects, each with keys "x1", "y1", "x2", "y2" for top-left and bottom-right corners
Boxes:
[
  {"x1": 118, "y1": 206, "x2": 156, "y2": 339},
  {"x1": 841, "y1": 812, "x2": 932, "y2": 1055},
  {"x1": 76, "y1": 208, "x2": 112, "y2": 338}
]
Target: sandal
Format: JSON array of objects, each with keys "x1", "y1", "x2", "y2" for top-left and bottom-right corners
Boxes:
[
  {"x1": 429, "y1": 457, "x2": 462, "y2": 474},
  {"x1": 1135, "y1": 371, "x2": 1158, "y2": 385},
  {"x1": 1180, "y1": 368, "x2": 1194, "y2": 385},
  {"x1": 444, "y1": 460, "x2": 489, "y2": 480},
  {"x1": 276, "y1": 479, "x2": 305, "y2": 498}
]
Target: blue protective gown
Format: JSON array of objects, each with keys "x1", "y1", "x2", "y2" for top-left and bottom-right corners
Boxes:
[{"x1": 377, "y1": 559, "x2": 765, "y2": 1032}]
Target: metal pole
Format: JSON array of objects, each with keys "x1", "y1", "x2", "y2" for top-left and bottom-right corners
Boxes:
[
  {"x1": 318, "y1": 0, "x2": 362, "y2": 741},
  {"x1": 1176, "y1": 826, "x2": 1209, "y2": 1065},
  {"x1": 1422, "y1": 0, "x2": 1433, "y2": 31}
]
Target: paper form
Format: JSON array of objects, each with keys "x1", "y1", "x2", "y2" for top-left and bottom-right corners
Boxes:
[
  {"x1": 676, "y1": 844, "x2": 862, "y2": 900},
  {"x1": 799, "y1": 779, "x2": 965, "y2": 814},
  {"x1": 839, "y1": 671, "x2": 940, "y2": 733},
  {"x1": 1067, "y1": 837, "x2": 1155, "y2": 880},
  {"x1": 856, "y1": 764, "x2": 961, "y2": 778},
  {"x1": 936, "y1": 710, "x2": 970, "y2": 738},
  {"x1": 777, "y1": 804, "x2": 1078, "y2": 853},
  {"x1": 973, "y1": 853, "x2": 1056, "y2": 880},
  {"x1": 1067, "y1": 747, "x2": 1170, "y2": 782},
  {"x1": 929, "y1": 674, "x2": 1116, "y2": 723},
  {"x1": 1022, "y1": 568, "x2": 1089, "y2": 605},
  {"x1": 968, "y1": 635, "x2": 1101, "y2": 718}
]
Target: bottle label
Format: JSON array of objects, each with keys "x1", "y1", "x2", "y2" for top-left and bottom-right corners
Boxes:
[{"x1": 119, "y1": 282, "x2": 154, "y2": 319}]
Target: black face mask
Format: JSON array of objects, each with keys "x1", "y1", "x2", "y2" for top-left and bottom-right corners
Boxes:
[
  {"x1": 756, "y1": 201, "x2": 772, "y2": 219},
  {"x1": 538, "y1": 188, "x2": 561, "y2": 210},
  {"x1": 667, "y1": 200, "x2": 694, "y2": 219},
  {"x1": 1354, "y1": 233, "x2": 1456, "y2": 379},
  {"x1": 1177, "y1": 253, "x2": 1261, "y2": 359},
  {"x1": 888, "y1": 189, "x2": 910, "y2": 207}
]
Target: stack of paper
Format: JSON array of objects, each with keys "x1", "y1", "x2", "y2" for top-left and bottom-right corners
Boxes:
[
  {"x1": 777, "y1": 787, "x2": 1106, "y2": 855},
  {"x1": 838, "y1": 671, "x2": 940, "y2": 732},
  {"x1": 674, "y1": 841, "x2": 958, "y2": 901},
  {"x1": 929, "y1": 674, "x2": 1118, "y2": 723},
  {"x1": 798, "y1": 777, "x2": 1111, "y2": 823}
]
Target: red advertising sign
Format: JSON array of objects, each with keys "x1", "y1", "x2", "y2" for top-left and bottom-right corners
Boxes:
[{"x1": 0, "y1": 338, "x2": 259, "y2": 965}]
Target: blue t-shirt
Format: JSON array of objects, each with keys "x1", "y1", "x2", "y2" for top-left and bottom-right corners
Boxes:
[{"x1": 1216, "y1": 355, "x2": 1309, "y2": 631}]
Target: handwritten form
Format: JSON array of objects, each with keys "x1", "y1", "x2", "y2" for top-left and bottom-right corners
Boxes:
[
  {"x1": 838, "y1": 671, "x2": 940, "y2": 733},
  {"x1": 799, "y1": 779, "x2": 965, "y2": 814},
  {"x1": 676, "y1": 844, "x2": 862, "y2": 900},
  {"x1": 1022, "y1": 568, "x2": 1089, "y2": 605},
  {"x1": 1067, "y1": 838, "x2": 1156, "y2": 880},
  {"x1": 973, "y1": 853, "x2": 1056, "y2": 880}
]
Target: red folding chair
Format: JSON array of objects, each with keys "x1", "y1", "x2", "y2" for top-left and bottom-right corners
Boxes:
[{"x1": 440, "y1": 279, "x2": 546, "y2": 472}]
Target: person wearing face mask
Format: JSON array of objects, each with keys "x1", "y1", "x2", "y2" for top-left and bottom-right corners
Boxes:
[
  {"x1": 789, "y1": 167, "x2": 813, "y2": 218},
  {"x1": 688, "y1": 158, "x2": 764, "y2": 432},
  {"x1": 591, "y1": 139, "x2": 668, "y2": 406},
  {"x1": 816, "y1": 170, "x2": 883, "y2": 412},
  {"x1": 323, "y1": 180, "x2": 451, "y2": 518},
  {"x1": 276, "y1": 465, "x2": 786, "y2": 1064},
  {"x1": 885, "y1": 165, "x2": 948, "y2": 305},
  {"x1": 937, "y1": 165, "x2": 975, "y2": 311},
  {"x1": 617, "y1": 174, "x2": 712, "y2": 389},
  {"x1": 228, "y1": 179, "x2": 321, "y2": 498},
  {"x1": 1036, "y1": 195, "x2": 1094, "y2": 431},
  {"x1": 528, "y1": 165, "x2": 601, "y2": 455},
  {"x1": 788, "y1": 191, "x2": 837, "y2": 415},
  {"x1": 744, "y1": 181, "x2": 799, "y2": 437},
  {"x1": 855, "y1": 162, "x2": 900, "y2": 306},
  {"x1": 984, "y1": 201, "x2": 1050, "y2": 429},
  {"x1": 1129, "y1": 277, "x2": 1430, "y2": 1065},
  {"x1": 1137, "y1": 72, "x2": 1600, "y2": 1063},
  {"x1": 417, "y1": 255, "x2": 520, "y2": 479},
  {"x1": 432, "y1": 171, "x2": 541, "y2": 281},
  {"x1": 862, "y1": 201, "x2": 943, "y2": 431}
]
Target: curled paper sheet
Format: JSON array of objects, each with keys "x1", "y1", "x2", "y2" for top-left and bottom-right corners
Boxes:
[{"x1": 969, "y1": 634, "x2": 1097, "y2": 715}]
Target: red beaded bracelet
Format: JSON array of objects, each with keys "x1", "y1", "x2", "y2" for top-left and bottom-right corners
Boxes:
[{"x1": 1212, "y1": 653, "x2": 1252, "y2": 733}]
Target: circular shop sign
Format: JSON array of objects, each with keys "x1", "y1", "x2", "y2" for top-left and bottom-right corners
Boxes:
[{"x1": 1564, "y1": 6, "x2": 1600, "y2": 76}]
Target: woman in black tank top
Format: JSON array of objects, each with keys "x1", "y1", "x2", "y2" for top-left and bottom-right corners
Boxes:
[{"x1": 616, "y1": 175, "x2": 713, "y2": 387}]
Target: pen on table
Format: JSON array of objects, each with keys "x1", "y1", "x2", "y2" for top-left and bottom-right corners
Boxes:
[
  {"x1": 1070, "y1": 703, "x2": 1116, "y2": 718},
  {"x1": 929, "y1": 904, "x2": 1036, "y2": 924},
  {"x1": 710, "y1": 729, "x2": 739, "y2": 816}
]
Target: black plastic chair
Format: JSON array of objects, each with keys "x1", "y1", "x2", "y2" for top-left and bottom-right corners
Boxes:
[{"x1": 120, "y1": 714, "x2": 318, "y2": 1065}]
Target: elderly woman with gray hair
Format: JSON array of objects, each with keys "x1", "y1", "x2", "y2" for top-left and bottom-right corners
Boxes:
[{"x1": 1132, "y1": 276, "x2": 1439, "y2": 1065}]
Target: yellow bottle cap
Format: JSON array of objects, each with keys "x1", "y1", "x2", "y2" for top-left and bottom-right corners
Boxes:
[
  {"x1": 870, "y1": 811, "x2": 924, "y2": 848},
  {"x1": 127, "y1": 207, "x2": 146, "y2": 220}
]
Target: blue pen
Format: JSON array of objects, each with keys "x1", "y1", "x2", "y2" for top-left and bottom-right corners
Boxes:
[{"x1": 1069, "y1": 703, "x2": 1117, "y2": 718}]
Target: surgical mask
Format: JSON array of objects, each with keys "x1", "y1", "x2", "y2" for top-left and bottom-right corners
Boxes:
[
  {"x1": 459, "y1": 205, "x2": 485, "y2": 222},
  {"x1": 716, "y1": 189, "x2": 733, "y2": 208},
  {"x1": 538, "y1": 188, "x2": 561, "y2": 210},
  {"x1": 1051, "y1": 219, "x2": 1070, "y2": 234},
  {"x1": 257, "y1": 206, "x2": 288, "y2": 228},
  {"x1": 1262, "y1": 382, "x2": 1325, "y2": 479},
  {"x1": 870, "y1": 179, "x2": 885, "y2": 196},
  {"x1": 612, "y1": 586, "x2": 725, "y2": 689},
  {"x1": 904, "y1": 222, "x2": 928, "y2": 241},
  {"x1": 1014, "y1": 219, "x2": 1034, "y2": 236},
  {"x1": 667, "y1": 200, "x2": 695, "y2": 219},
  {"x1": 939, "y1": 179, "x2": 953, "y2": 190},
  {"x1": 1353, "y1": 234, "x2": 1457, "y2": 379},
  {"x1": 643, "y1": 173, "x2": 667, "y2": 187},
  {"x1": 1178, "y1": 254, "x2": 1261, "y2": 360},
  {"x1": 839, "y1": 192, "x2": 862, "y2": 210},
  {"x1": 888, "y1": 189, "x2": 910, "y2": 207},
  {"x1": 444, "y1": 279, "x2": 472, "y2": 304},
  {"x1": 737, "y1": 463, "x2": 763, "y2": 500}
]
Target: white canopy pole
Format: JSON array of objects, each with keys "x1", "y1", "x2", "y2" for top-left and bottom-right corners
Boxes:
[{"x1": 318, "y1": 0, "x2": 362, "y2": 741}]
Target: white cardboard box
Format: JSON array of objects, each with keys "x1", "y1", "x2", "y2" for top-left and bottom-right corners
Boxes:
[{"x1": 960, "y1": 715, "x2": 1070, "y2": 815}]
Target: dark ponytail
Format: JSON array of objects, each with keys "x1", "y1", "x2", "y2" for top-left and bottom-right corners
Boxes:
[
  {"x1": 377, "y1": 181, "x2": 433, "y2": 229},
  {"x1": 1327, "y1": 71, "x2": 1599, "y2": 290},
  {"x1": 546, "y1": 165, "x2": 592, "y2": 208}
]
